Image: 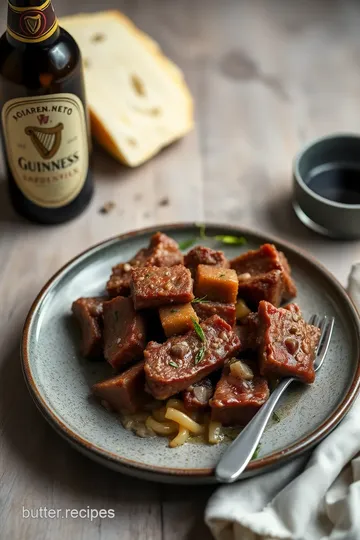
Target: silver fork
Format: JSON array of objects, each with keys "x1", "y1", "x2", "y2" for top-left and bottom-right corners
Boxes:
[{"x1": 215, "y1": 314, "x2": 335, "y2": 483}]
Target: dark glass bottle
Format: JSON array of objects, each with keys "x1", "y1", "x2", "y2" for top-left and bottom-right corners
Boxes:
[{"x1": 0, "y1": 0, "x2": 93, "y2": 224}]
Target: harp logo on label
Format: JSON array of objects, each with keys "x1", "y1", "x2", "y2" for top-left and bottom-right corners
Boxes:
[
  {"x1": 25, "y1": 120, "x2": 64, "y2": 159},
  {"x1": 1, "y1": 93, "x2": 89, "y2": 208},
  {"x1": 20, "y1": 11, "x2": 46, "y2": 37}
]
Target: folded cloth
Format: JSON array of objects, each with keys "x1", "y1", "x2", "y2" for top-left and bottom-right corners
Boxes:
[{"x1": 206, "y1": 264, "x2": 360, "y2": 540}]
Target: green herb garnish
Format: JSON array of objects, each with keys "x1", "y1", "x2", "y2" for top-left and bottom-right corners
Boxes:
[
  {"x1": 219, "y1": 273, "x2": 226, "y2": 278},
  {"x1": 272, "y1": 412, "x2": 281, "y2": 423},
  {"x1": 170, "y1": 309, "x2": 179, "y2": 313},
  {"x1": 195, "y1": 346, "x2": 206, "y2": 364},
  {"x1": 145, "y1": 273, "x2": 150, "y2": 278},
  {"x1": 179, "y1": 230, "x2": 247, "y2": 251},
  {"x1": 215, "y1": 235, "x2": 247, "y2": 246},
  {"x1": 169, "y1": 360, "x2": 179, "y2": 368},
  {"x1": 191, "y1": 317, "x2": 205, "y2": 342},
  {"x1": 251, "y1": 443, "x2": 261, "y2": 460},
  {"x1": 196, "y1": 222, "x2": 207, "y2": 239},
  {"x1": 179, "y1": 237, "x2": 197, "y2": 250},
  {"x1": 192, "y1": 296, "x2": 210, "y2": 304},
  {"x1": 114, "y1": 311, "x2": 119, "y2": 321}
]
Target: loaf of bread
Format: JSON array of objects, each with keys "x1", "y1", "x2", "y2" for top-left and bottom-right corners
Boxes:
[{"x1": 60, "y1": 11, "x2": 194, "y2": 167}]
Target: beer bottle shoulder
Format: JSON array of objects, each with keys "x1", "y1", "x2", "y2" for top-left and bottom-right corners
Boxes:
[{"x1": 0, "y1": 28, "x2": 81, "y2": 89}]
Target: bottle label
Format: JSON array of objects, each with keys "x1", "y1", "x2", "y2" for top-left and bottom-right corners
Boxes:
[
  {"x1": 2, "y1": 93, "x2": 89, "y2": 208},
  {"x1": 7, "y1": 0, "x2": 58, "y2": 44}
]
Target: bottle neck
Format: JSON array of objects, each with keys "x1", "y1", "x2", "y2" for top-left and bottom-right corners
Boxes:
[{"x1": 7, "y1": 0, "x2": 59, "y2": 46}]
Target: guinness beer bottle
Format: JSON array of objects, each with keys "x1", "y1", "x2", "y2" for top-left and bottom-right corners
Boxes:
[{"x1": 0, "y1": 0, "x2": 93, "y2": 224}]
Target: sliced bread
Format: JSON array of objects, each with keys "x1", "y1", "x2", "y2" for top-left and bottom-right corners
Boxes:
[{"x1": 60, "y1": 10, "x2": 194, "y2": 167}]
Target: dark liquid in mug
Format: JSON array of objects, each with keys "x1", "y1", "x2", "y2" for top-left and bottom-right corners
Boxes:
[{"x1": 306, "y1": 163, "x2": 360, "y2": 205}]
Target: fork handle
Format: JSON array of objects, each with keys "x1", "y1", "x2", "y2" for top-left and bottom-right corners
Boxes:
[{"x1": 215, "y1": 376, "x2": 295, "y2": 483}]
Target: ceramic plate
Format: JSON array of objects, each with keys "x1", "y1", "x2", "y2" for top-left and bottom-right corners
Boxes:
[{"x1": 22, "y1": 224, "x2": 360, "y2": 484}]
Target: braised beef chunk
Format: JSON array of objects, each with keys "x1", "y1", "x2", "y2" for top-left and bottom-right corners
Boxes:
[
  {"x1": 144, "y1": 315, "x2": 241, "y2": 400},
  {"x1": 183, "y1": 378, "x2": 214, "y2": 412},
  {"x1": 279, "y1": 252, "x2": 297, "y2": 301},
  {"x1": 92, "y1": 361, "x2": 150, "y2": 414},
  {"x1": 235, "y1": 312, "x2": 259, "y2": 351},
  {"x1": 193, "y1": 301, "x2": 236, "y2": 327},
  {"x1": 231, "y1": 243, "x2": 282, "y2": 275},
  {"x1": 107, "y1": 263, "x2": 135, "y2": 298},
  {"x1": 107, "y1": 232, "x2": 183, "y2": 297},
  {"x1": 145, "y1": 232, "x2": 184, "y2": 267},
  {"x1": 237, "y1": 270, "x2": 283, "y2": 309},
  {"x1": 131, "y1": 265, "x2": 194, "y2": 310},
  {"x1": 257, "y1": 301, "x2": 320, "y2": 383},
  {"x1": 72, "y1": 297, "x2": 107, "y2": 358},
  {"x1": 210, "y1": 362, "x2": 269, "y2": 426},
  {"x1": 103, "y1": 297, "x2": 146, "y2": 370},
  {"x1": 72, "y1": 232, "x2": 314, "y2": 441},
  {"x1": 184, "y1": 246, "x2": 229, "y2": 277},
  {"x1": 230, "y1": 244, "x2": 297, "y2": 307}
]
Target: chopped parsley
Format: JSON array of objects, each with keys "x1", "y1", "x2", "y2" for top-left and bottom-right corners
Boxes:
[
  {"x1": 114, "y1": 311, "x2": 119, "y2": 321},
  {"x1": 170, "y1": 309, "x2": 179, "y2": 313},
  {"x1": 145, "y1": 273, "x2": 151, "y2": 278},
  {"x1": 169, "y1": 360, "x2": 179, "y2": 368},
  {"x1": 218, "y1": 273, "x2": 226, "y2": 278},
  {"x1": 215, "y1": 235, "x2": 247, "y2": 246}
]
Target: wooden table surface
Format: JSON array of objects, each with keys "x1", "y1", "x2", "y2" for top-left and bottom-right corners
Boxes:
[{"x1": 2, "y1": 0, "x2": 360, "y2": 538}]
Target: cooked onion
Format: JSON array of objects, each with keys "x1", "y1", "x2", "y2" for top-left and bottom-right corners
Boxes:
[
  {"x1": 235, "y1": 299, "x2": 251, "y2": 320},
  {"x1": 165, "y1": 407, "x2": 205, "y2": 434},
  {"x1": 169, "y1": 426, "x2": 190, "y2": 448},
  {"x1": 166, "y1": 398, "x2": 186, "y2": 412},
  {"x1": 193, "y1": 385, "x2": 212, "y2": 404},
  {"x1": 230, "y1": 360, "x2": 254, "y2": 380},
  {"x1": 208, "y1": 421, "x2": 223, "y2": 444},
  {"x1": 145, "y1": 416, "x2": 177, "y2": 435}
]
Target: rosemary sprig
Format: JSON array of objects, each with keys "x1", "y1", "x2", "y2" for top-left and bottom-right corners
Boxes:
[
  {"x1": 191, "y1": 317, "x2": 207, "y2": 365},
  {"x1": 192, "y1": 296, "x2": 210, "y2": 304},
  {"x1": 191, "y1": 317, "x2": 206, "y2": 342},
  {"x1": 215, "y1": 235, "x2": 247, "y2": 246},
  {"x1": 169, "y1": 360, "x2": 179, "y2": 368},
  {"x1": 195, "y1": 345, "x2": 206, "y2": 364}
]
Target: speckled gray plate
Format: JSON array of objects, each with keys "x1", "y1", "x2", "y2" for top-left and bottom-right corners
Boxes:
[{"x1": 21, "y1": 224, "x2": 360, "y2": 484}]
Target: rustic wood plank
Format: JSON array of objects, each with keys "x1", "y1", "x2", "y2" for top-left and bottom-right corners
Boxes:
[{"x1": 2, "y1": 0, "x2": 360, "y2": 539}]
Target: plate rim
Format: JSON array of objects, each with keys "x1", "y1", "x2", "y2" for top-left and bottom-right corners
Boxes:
[{"x1": 21, "y1": 222, "x2": 360, "y2": 478}]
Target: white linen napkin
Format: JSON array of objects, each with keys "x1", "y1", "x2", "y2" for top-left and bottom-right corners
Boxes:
[{"x1": 206, "y1": 264, "x2": 360, "y2": 540}]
